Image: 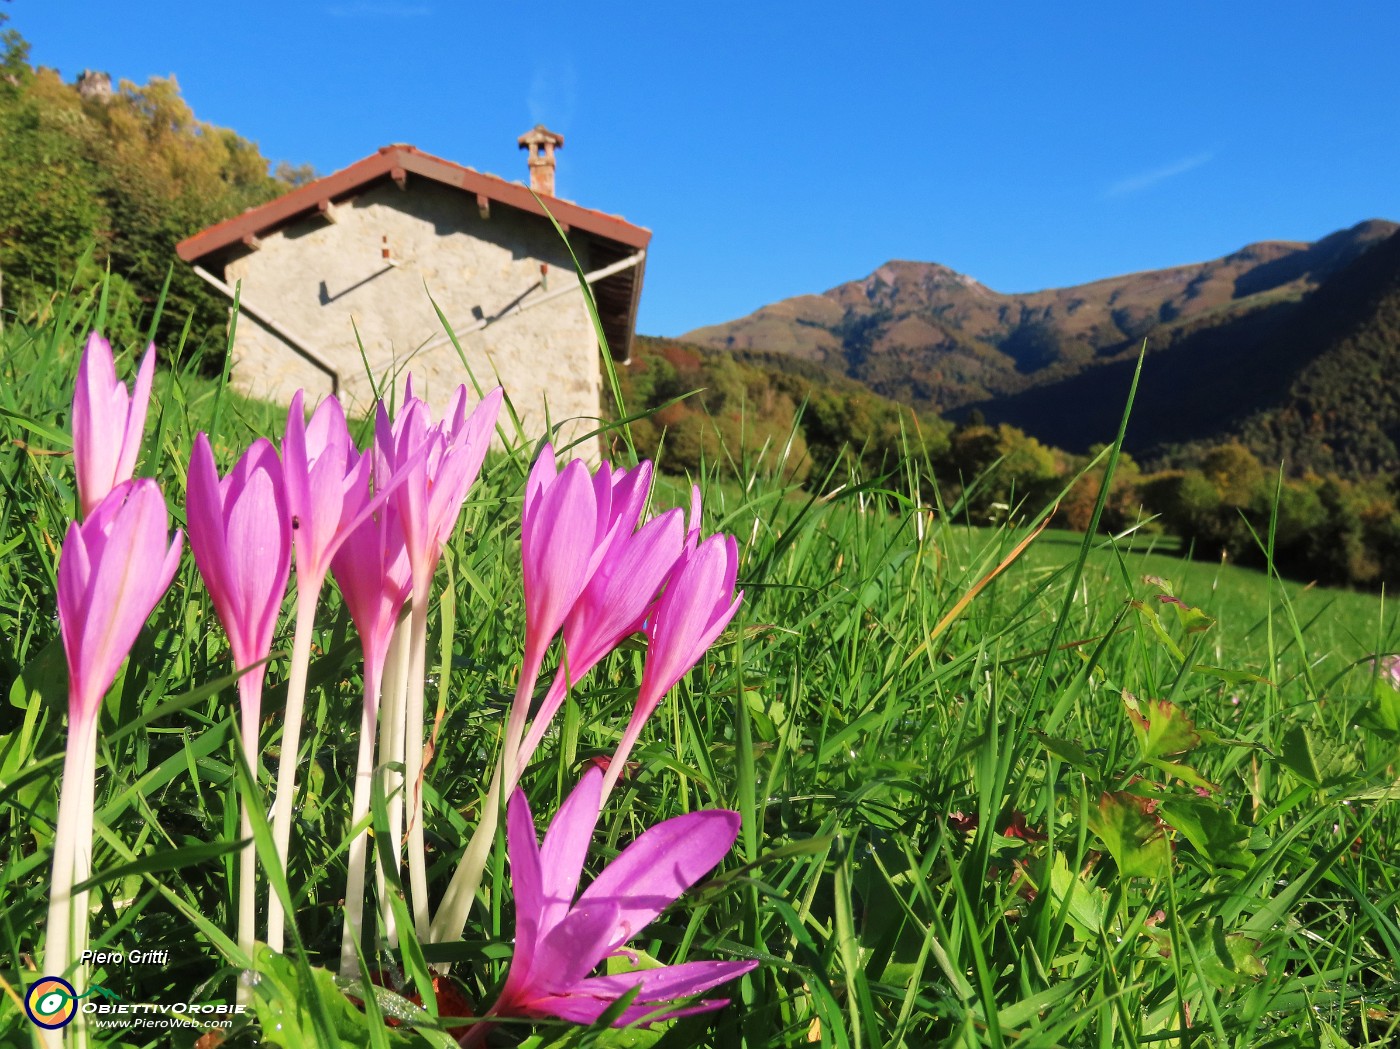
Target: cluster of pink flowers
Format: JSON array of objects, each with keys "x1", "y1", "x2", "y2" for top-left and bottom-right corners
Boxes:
[{"x1": 46, "y1": 332, "x2": 753, "y2": 1042}]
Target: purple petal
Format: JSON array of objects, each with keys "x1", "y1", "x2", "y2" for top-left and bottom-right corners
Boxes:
[
  {"x1": 186, "y1": 433, "x2": 232, "y2": 616},
  {"x1": 532, "y1": 992, "x2": 738, "y2": 1027},
  {"x1": 576, "y1": 810, "x2": 740, "y2": 954},
  {"x1": 282, "y1": 390, "x2": 312, "y2": 524},
  {"x1": 223, "y1": 452, "x2": 289, "y2": 663},
  {"x1": 56, "y1": 520, "x2": 92, "y2": 710},
  {"x1": 533, "y1": 900, "x2": 621, "y2": 989},
  {"x1": 637, "y1": 536, "x2": 740, "y2": 710},
  {"x1": 562, "y1": 510, "x2": 684, "y2": 675},
  {"x1": 110, "y1": 343, "x2": 154, "y2": 493},
  {"x1": 67, "y1": 481, "x2": 178, "y2": 722},
  {"x1": 522, "y1": 459, "x2": 599, "y2": 661},
  {"x1": 501, "y1": 786, "x2": 545, "y2": 1003},
  {"x1": 524, "y1": 443, "x2": 558, "y2": 518},
  {"x1": 72, "y1": 333, "x2": 123, "y2": 516},
  {"x1": 570, "y1": 959, "x2": 757, "y2": 1002},
  {"x1": 538, "y1": 769, "x2": 603, "y2": 933}
]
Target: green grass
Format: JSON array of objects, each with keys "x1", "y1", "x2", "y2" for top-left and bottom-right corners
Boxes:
[{"x1": 2, "y1": 289, "x2": 1399, "y2": 1048}]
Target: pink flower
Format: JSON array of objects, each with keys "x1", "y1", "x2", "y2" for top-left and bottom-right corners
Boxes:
[
  {"x1": 485, "y1": 768, "x2": 756, "y2": 1032},
  {"x1": 376, "y1": 382, "x2": 502, "y2": 593},
  {"x1": 57, "y1": 480, "x2": 183, "y2": 725},
  {"x1": 71, "y1": 332, "x2": 155, "y2": 518},
  {"x1": 186, "y1": 434, "x2": 292, "y2": 712},
  {"x1": 331, "y1": 499, "x2": 413, "y2": 688},
  {"x1": 516, "y1": 505, "x2": 685, "y2": 768},
  {"x1": 281, "y1": 391, "x2": 373, "y2": 592},
  {"x1": 603, "y1": 534, "x2": 742, "y2": 797},
  {"x1": 518, "y1": 446, "x2": 613, "y2": 687},
  {"x1": 1376, "y1": 654, "x2": 1400, "y2": 689},
  {"x1": 47, "y1": 478, "x2": 182, "y2": 996}
]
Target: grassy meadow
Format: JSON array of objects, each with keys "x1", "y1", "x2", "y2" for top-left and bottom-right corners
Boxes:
[{"x1": 2, "y1": 286, "x2": 1399, "y2": 1049}]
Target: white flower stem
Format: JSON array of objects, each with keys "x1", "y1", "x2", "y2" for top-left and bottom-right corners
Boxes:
[
  {"x1": 428, "y1": 658, "x2": 544, "y2": 945},
  {"x1": 236, "y1": 681, "x2": 263, "y2": 1006},
  {"x1": 266, "y1": 585, "x2": 319, "y2": 954},
  {"x1": 340, "y1": 661, "x2": 383, "y2": 975},
  {"x1": 377, "y1": 614, "x2": 411, "y2": 948},
  {"x1": 403, "y1": 593, "x2": 432, "y2": 942},
  {"x1": 43, "y1": 713, "x2": 98, "y2": 1049}
]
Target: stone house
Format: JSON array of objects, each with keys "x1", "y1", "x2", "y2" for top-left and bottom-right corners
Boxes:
[{"x1": 176, "y1": 128, "x2": 650, "y2": 454}]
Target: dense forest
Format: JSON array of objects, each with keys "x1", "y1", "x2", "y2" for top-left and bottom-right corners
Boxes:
[{"x1": 1, "y1": 16, "x2": 1395, "y2": 590}]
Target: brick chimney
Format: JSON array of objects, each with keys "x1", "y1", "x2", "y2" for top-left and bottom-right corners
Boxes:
[{"x1": 517, "y1": 125, "x2": 564, "y2": 197}]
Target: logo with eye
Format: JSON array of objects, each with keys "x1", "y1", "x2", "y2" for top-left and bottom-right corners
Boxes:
[
  {"x1": 24, "y1": 977, "x2": 118, "y2": 1029},
  {"x1": 25, "y1": 977, "x2": 78, "y2": 1030}
]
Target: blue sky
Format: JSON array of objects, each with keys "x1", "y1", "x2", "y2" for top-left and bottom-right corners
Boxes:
[{"x1": 13, "y1": 3, "x2": 1400, "y2": 336}]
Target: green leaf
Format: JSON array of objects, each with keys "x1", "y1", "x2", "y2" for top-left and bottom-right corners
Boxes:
[
  {"x1": 1276, "y1": 725, "x2": 1357, "y2": 788},
  {"x1": 1142, "y1": 575, "x2": 1175, "y2": 597},
  {"x1": 1364, "y1": 678, "x2": 1400, "y2": 736},
  {"x1": 0, "y1": 404, "x2": 72, "y2": 447},
  {"x1": 1159, "y1": 797, "x2": 1253, "y2": 870},
  {"x1": 1144, "y1": 758, "x2": 1218, "y2": 793},
  {"x1": 1031, "y1": 730, "x2": 1095, "y2": 770},
  {"x1": 1165, "y1": 600, "x2": 1214, "y2": 634},
  {"x1": 1047, "y1": 851, "x2": 1109, "y2": 938},
  {"x1": 606, "y1": 947, "x2": 667, "y2": 977},
  {"x1": 1130, "y1": 601, "x2": 1184, "y2": 662},
  {"x1": 1087, "y1": 791, "x2": 1171, "y2": 880},
  {"x1": 1192, "y1": 918, "x2": 1266, "y2": 987},
  {"x1": 1123, "y1": 694, "x2": 1201, "y2": 759}
]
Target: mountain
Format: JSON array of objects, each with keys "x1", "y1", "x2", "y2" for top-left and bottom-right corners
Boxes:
[
  {"x1": 682, "y1": 220, "x2": 1400, "y2": 472},
  {"x1": 981, "y1": 224, "x2": 1400, "y2": 475}
]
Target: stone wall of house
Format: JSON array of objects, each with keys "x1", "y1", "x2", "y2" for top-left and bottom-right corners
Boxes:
[{"x1": 222, "y1": 179, "x2": 602, "y2": 455}]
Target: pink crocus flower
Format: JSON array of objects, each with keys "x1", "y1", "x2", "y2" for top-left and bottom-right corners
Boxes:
[
  {"x1": 603, "y1": 534, "x2": 743, "y2": 799},
  {"x1": 56, "y1": 480, "x2": 184, "y2": 727},
  {"x1": 186, "y1": 434, "x2": 293, "y2": 722},
  {"x1": 71, "y1": 332, "x2": 155, "y2": 518},
  {"x1": 332, "y1": 495, "x2": 414, "y2": 702},
  {"x1": 269, "y1": 391, "x2": 371, "y2": 948},
  {"x1": 186, "y1": 433, "x2": 292, "y2": 962},
  {"x1": 375, "y1": 381, "x2": 502, "y2": 935},
  {"x1": 518, "y1": 446, "x2": 615, "y2": 682},
  {"x1": 271, "y1": 391, "x2": 435, "y2": 951},
  {"x1": 281, "y1": 390, "x2": 368, "y2": 590},
  {"x1": 331, "y1": 492, "x2": 414, "y2": 971},
  {"x1": 376, "y1": 382, "x2": 503, "y2": 595},
  {"x1": 499, "y1": 447, "x2": 613, "y2": 788},
  {"x1": 46, "y1": 479, "x2": 182, "y2": 992},
  {"x1": 516, "y1": 506, "x2": 686, "y2": 770},
  {"x1": 472, "y1": 768, "x2": 755, "y2": 1040}
]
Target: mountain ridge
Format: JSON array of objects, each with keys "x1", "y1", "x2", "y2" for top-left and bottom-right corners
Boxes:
[{"x1": 681, "y1": 219, "x2": 1400, "y2": 472}]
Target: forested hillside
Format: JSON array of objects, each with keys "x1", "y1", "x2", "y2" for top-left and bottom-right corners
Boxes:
[
  {"x1": 618, "y1": 334, "x2": 1400, "y2": 588},
  {"x1": 0, "y1": 17, "x2": 302, "y2": 354},
  {"x1": 969, "y1": 227, "x2": 1400, "y2": 478}
]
